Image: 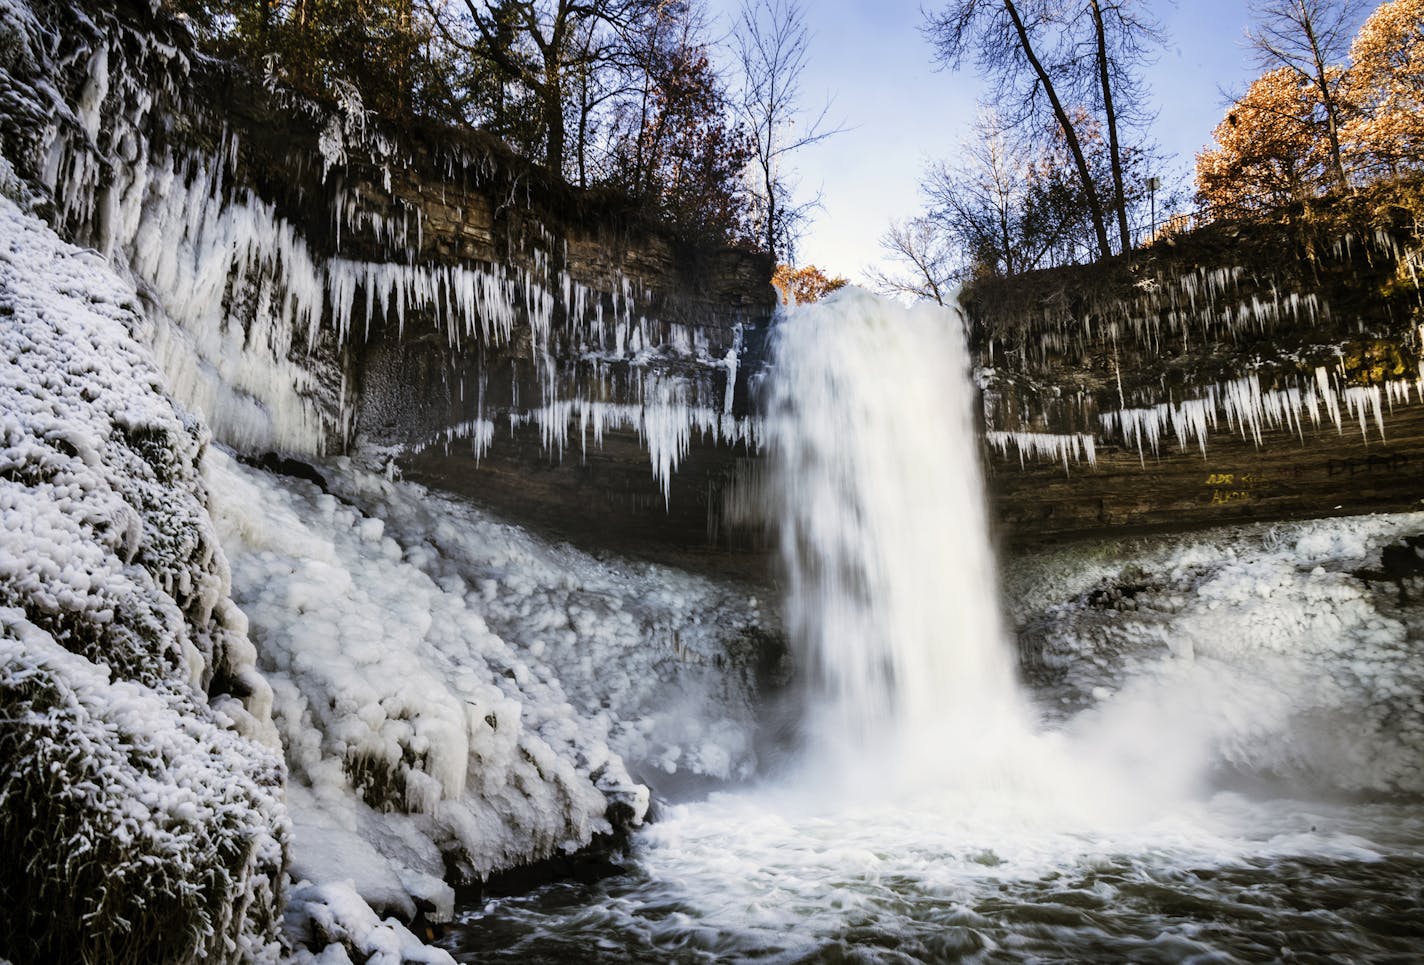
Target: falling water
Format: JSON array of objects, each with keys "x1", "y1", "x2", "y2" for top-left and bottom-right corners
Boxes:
[
  {"x1": 758, "y1": 289, "x2": 1025, "y2": 750},
  {"x1": 447, "y1": 290, "x2": 1424, "y2": 963}
]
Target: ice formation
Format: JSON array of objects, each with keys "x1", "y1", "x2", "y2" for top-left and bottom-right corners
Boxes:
[
  {"x1": 421, "y1": 373, "x2": 760, "y2": 503},
  {"x1": 1, "y1": 0, "x2": 772, "y2": 956},
  {"x1": 283, "y1": 881, "x2": 454, "y2": 965},
  {"x1": 0, "y1": 0, "x2": 753, "y2": 487},
  {"x1": 0, "y1": 159, "x2": 768, "y2": 960},
  {"x1": 206, "y1": 447, "x2": 768, "y2": 917},
  {"x1": 0, "y1": 195, "x2": 288, "y2": 961},
  {"x1": 1009, "y1": 512, "x2": 1424, "y2": 794},
  {"x1": 991, "y1": 261, "x2": 1337, "y2": 367},
  {"x1": 0, "y1": 154, "x2": 476, "y2": 963},
  {"x1": 986, "y1": 430, "x2": 1097, "y2": 469},
  {"x1": 974, "y1": 208, "x2": 1424, "y2": 468}
]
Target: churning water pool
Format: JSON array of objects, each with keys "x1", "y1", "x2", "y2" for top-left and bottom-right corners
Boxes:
[{"x1": 443, "y1": 736, "x2": 1424, "y2": 963}]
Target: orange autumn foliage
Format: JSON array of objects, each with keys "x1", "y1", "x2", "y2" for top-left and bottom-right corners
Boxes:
[
  {"x1": 1345, "y1": 0, "x2": 1424, "y2": 171},
  {"x1": 772, "y1": 264, "x2": 849, "y2": 305},
  {"x1": 1197, "y1": 0, "x2": 1424, "y2": 219},
  {"x1": 1195, "y1": 66, "x2": 1339, "y2": 215}
]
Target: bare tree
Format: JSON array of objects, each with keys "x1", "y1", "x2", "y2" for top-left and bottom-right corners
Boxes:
[
  {"x1": 1078, "y1": 0, "x2": 1163, "y2": 253},
  {"x1": 925, "y1": 0, "x2": 1112, "y2": 260},
  {"x1": 1246, "y1": 0, "x2": 1370, "y2": 191},
  {"x1": 733, "y1": 0, "x2": 838, "y2": 261},
  {"x1": 915, "y1": 109, "x2": 1113, "y2": 281},
  {"x1": 868, "y1": 218, "x2": 957, "y2": 305},
  {"x1": 922, "y1": 113, "x2": 1032, "y2": 278},
  {"x1": 607, "y1": 0, "x2": 713, "y2": 200}
]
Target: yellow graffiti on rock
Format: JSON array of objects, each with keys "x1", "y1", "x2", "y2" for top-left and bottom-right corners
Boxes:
[{"x1": 1204, "y1": 471, "x2": 1265, "y2": 505}]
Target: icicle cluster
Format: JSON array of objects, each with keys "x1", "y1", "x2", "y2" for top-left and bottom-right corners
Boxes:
[
  {"x1": 1099, "y1": 366, "x2": 1423, "y2": 460},
  {"x1": 417, "y1": 371, "x2": 760, "y2": 504},
  {"x1": 989, "y1": 262, "x2": 1343, "y2": 369},
  {"x1": 986, "y1": 431, "x2": 1098, "y2": 470}
]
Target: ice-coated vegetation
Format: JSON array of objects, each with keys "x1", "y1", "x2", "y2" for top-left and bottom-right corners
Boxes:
[{"x1": 0, "y1": 195, "x2": 288, "y2": 962}]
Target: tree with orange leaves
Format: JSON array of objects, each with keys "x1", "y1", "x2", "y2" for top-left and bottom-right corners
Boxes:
[
  {"x1": 1195, "y1": 66, "x2": 1338, "y2": 216},
  {"x1": 772, "y1": 264, "x2": 849, "y2": 305},
  {"x1": 1344, "y1": 0, "x2": 1424, "y2": 173},
  {"x1": 1245, "y1": 0, "x2": 1369, "y2": 191}
]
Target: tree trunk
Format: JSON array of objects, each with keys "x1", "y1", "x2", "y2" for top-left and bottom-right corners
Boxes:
[
  {"x1": 543, "y1": 67, "x2": 565, "y2": 176},
  {"x1": 1090, "y1": 0, "x2": 1131, "y2": 254},
  {"x1": 1299, "y1": 6, "x2": 1351, "y2": 190},
  {"x1": 760, "y1": 150, "x2": 778, "y2": 258},
  {"x1": 1003, "y1": 0, "x2": 1111, "y2": 261},
  {"x1": 576, "y1": 84, "x2": 590, "y2": 189}
]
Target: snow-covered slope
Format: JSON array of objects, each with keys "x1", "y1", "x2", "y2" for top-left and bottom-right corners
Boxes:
[{"x1": 0, "y1": 193, "x2": 289, "y2": 961}]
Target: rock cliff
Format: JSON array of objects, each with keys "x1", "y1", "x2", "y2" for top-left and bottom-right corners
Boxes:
[
  {"x1": 966, "y1": 187, "x2": 1424, "y2": 547},
  {"x1": 1, "y1": 0, "x2": 774, "y2": 565}
]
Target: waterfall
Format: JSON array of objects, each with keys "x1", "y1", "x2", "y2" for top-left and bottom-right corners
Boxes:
[{"x1": 760, "y1": 289, "x2": 1025, "y2": 752}]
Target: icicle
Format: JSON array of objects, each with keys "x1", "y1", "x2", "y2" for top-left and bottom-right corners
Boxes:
[
  {"x1": 986, "y1": 431, "x2": 1097, "y2": 472},
  {"x1": 1317, "y1": 366, "x2": 1343, "y2": 433},
  {"x1": 722, "y1": 349, "x2": 738, "y2": 416},
  {"x1": 1343, "y1": 385, "x2": 1386, "y2": 442}
]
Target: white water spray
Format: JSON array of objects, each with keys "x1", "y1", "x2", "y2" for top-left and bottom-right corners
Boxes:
[{"x1": 760, "y1": 290, "x2": 1027, "y2": 753}]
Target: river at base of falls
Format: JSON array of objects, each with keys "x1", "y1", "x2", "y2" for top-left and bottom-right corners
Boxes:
[{"x1": 441, "y1": 739, "x2": 1423, "y2": 964}]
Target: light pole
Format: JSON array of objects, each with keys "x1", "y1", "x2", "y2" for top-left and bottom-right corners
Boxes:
[{"x1": 1145, "y1": 176, "x2": 1161, "y2": 244}]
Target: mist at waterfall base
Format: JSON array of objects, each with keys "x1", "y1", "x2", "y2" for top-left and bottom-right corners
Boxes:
[{"x1": 446, "y1": 290, "x2": 1424, "y2": 963}]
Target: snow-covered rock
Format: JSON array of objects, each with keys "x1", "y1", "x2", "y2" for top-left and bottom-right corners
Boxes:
[{"x1": 1009, "y1": 512, "x2": 1424, "y2": 795}]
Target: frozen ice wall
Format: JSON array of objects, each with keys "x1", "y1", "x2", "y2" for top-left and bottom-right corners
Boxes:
[
  {"x1": 0, "y1": 0, "x2": 762, "y2": 489},
  {"x1": 207, "y1": 449, "x2": 770, "y2": 919}
]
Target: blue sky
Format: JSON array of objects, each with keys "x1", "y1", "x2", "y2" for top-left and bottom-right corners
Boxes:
[{"x1": 708, "y1": 0, "x2": 1264, "y2": 281}]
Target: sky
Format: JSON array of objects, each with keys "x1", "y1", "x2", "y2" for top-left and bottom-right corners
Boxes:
[{"x1": 707, "y1": 0, "x2": 1267, "y2": 283}]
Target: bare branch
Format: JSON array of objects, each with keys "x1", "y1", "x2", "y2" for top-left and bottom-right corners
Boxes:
[{"x1": 733, "y1": 0, "x2": 843, "y2": 260}]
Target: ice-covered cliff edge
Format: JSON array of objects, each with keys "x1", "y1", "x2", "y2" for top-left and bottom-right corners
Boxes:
[{"x1": 0, "y1": 0, "x2": 771, "y2": 564}]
